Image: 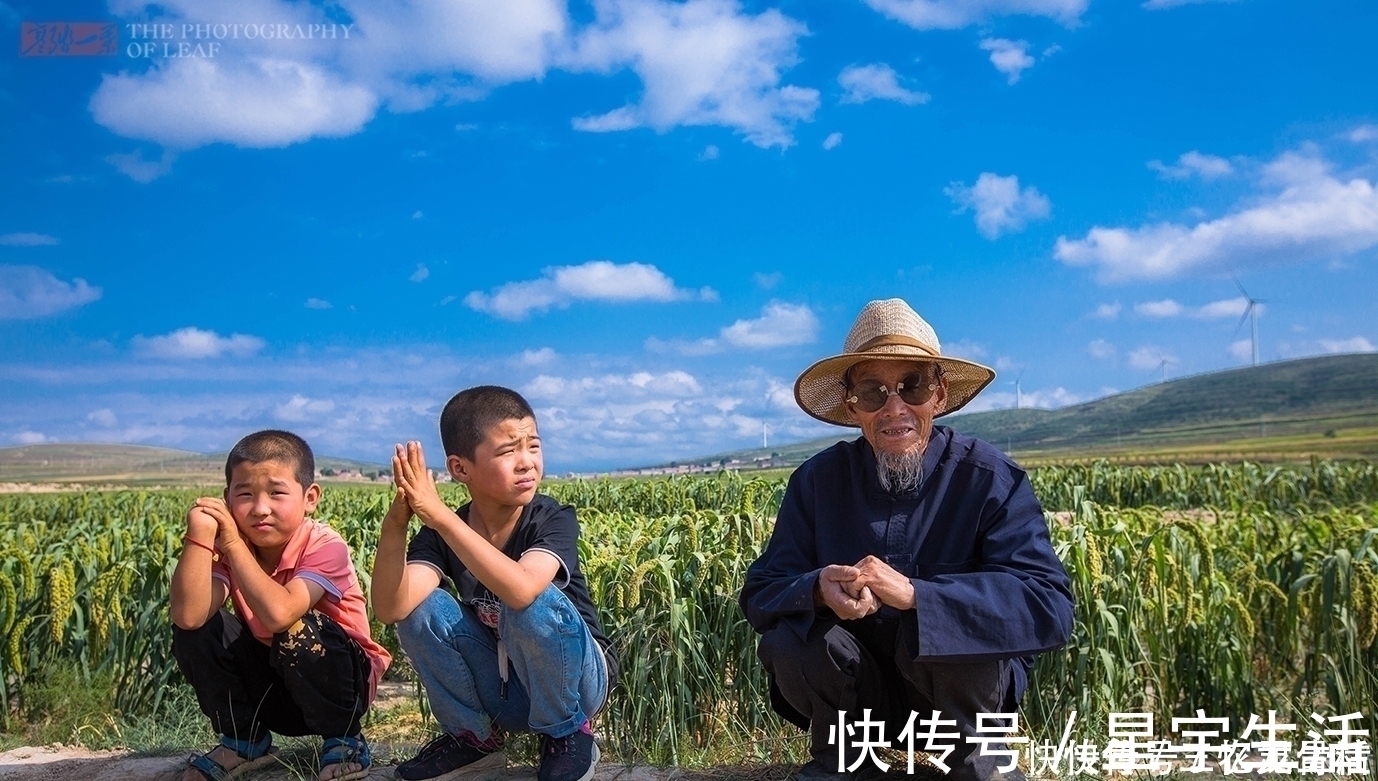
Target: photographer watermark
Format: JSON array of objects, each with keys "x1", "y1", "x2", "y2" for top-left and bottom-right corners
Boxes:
[
  {"x1": 828, "y1": 709, "x2": 1372, "y2": 776},
  {"x1": 20, "y1": 20, "x2": 355, "y2": 58}
]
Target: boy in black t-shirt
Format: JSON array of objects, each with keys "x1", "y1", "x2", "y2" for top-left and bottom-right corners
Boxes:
[{"x1": 372, "y1": 386, "x2": 616, "y2": 781}]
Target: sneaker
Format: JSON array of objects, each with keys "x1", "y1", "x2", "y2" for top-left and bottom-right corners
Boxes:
[
  {"x1": 394, "y1": 731, "x2": 506, "y2": 781},
  {"x1": 536, "y1": 721, "x2": 600, "y2": 781}
]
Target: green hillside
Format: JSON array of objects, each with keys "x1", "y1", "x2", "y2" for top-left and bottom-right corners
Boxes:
[
  {"x1": 649, "y1": 353, "x2": 1378, "y2": 471},
  {"x1": 0, "y1": 443, "x2": 387, "y2": 486}
]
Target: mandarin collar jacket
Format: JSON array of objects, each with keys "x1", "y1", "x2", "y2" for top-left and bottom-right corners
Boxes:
[{"x1": 739, "y1": 426, "x2": 1074, "y2": 702}]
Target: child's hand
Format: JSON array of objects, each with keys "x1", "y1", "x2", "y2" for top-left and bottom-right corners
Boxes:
[
  {"x1": 393, "y1": 442, "x2": 451, "y2": 529},
  {"x1": 185, "y1": 502, "x2": 219, "y2": 542},
  {"x1": 193, "y1": 497, "x2": 243, "y2": 551},
  {"x1": 382, "y1": 485, "x2": 413, "y2": 530}
]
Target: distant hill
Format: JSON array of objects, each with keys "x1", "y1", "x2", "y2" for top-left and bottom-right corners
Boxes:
[
  {"x1": 0, "y1": 443, "x2": 387, "y2": 486},
  {"x1": 637, "y1": 353, "x2": 1378, "y2": 472}
]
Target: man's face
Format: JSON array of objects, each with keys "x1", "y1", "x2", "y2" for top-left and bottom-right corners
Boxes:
[{"x1": 843, "y1": 359, "x2": 948, "y2": 457}]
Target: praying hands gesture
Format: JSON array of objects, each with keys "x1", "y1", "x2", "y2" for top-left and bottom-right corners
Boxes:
[{"x1": 391, "y1": 441, "x2": 455, "y2": 532}]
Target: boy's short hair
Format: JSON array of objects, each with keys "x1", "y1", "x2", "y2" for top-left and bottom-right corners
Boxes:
[
  {"x1": 225, "y1": 429, "x2": 316, "y2": 489},
  {"x1": 440, "y1": 386, "x2": 536, "y2": 460}
]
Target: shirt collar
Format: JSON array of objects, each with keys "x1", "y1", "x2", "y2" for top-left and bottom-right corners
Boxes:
[
  {"x1": 270, "y1": 520, "x2": 314, "y2": 577},
  {"x1": 860, "y1": 425, "x2": 950, "y2": 496}
]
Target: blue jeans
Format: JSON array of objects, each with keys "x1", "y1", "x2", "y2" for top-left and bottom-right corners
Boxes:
[{"x1": 396, "y1": 585, "x2": 608, "y2": 741}]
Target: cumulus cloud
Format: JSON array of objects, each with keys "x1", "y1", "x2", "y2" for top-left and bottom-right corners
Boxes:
[
  {"x1": 1087, "y1": 339, "x2": 1116, "y2": 361},
  {"x1": 943, "y1": 340, "x2": 987, "y2": 360},
  {"x1": 1133, "y1": 296, "x2": 1252, "y2": 319},
  {"x1": 1147, "y1": 151, "x2": 1234, "y2": 180},
  {"x1": 567, "y1": 0, "x2": 819, "y2": 149},
  {"x1": 13, "y1": 431, "x2": 53, "y2": 445},
  {"x1": 519, "y1": 347, "x2": 558, "y2": 366},
  {"x1": 1319, "y1": 336, "x2": 1376, "y2": 354},
  {"x1": 106, "y1": 148, "x2": 178, "y2": 183},
  {"x1": 862, "y1": 0, "x2": 1086, "y2": 29},
  {"x1": 720, "y1": 302, "x2": 819, "y2": 349},
  {"x1": 410, "y1": 264, "x2": 430, "y2": 283},
  {"x1": 837, "y1": 63, "x2": 929, "y2": 106},
  {"x1": 0, "y1": 233, "x2": 59, "y2": 246},
  {"x1": 0, "y1": 265, "x2": 102, "y2": 320},
  {"x1": 1229, "y1": 339, "x2": 1253, "y2": 362},
  {"x1": 698, "y1": 144, "x2": 720, "y2": 161},
  {"x1": 946, "y1": 173, "x2": 1052, "y2": 239},
  {"x1": 1134, "y1": 299, "x2": 1184, "y2": 318},
  {"x1": 646, "y1": 302, "x2": 818, "y2": 354},
  {"x1": 88, "y1": 408, "x2": 119, "y2": 427},
  {"x1": 132, "y1": 327, "x2": 265, "y2": 359},
  {"x1": 275, "y1": 394, "x2": 336, "y2": 422},
  {"x1": 823, "y1": 132, "x2": 843, "y2": 150},
  {"x1": 465, "y1": 260, "x2": 711, "y2": 320},
  {"x1": 1143, "y1": 0, "x2": 1238, "y2": 8},
  {"x1": 1128, "y1": 346, "x2": 1176, "y2": 372},
  {"x1": 1090, "y1": 302, "x2": 1121, "y2": 320},
  {"x1": 305, "y1": 297, "x2": 332, "y2": 309},
  {"x1": 1056, "y1": 148, "x2": 1378, "y2": 282},
  {"x1": 1349, "y1": 125, "x2": 1378, "y2": 144},
  {"x1": 979, "y1": 38, "x2": 1034, "y2": 84}
]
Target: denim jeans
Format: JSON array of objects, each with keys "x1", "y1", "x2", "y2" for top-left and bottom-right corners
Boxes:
[{"x1": 396, "y1": 585, "x2": 608, "y2": 741}]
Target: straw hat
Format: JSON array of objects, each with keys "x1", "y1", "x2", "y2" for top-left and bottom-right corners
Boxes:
[{"x1": 794, "y1": 299, "x2": 996, "y2": 427}]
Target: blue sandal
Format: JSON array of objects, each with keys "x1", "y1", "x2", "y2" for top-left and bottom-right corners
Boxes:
[
  {"x1": 320, "y1": 734, "x2": 372, "y2": 781},
  {"x1": 187, "y1": 733, "x2": 278, "y2": 780}
]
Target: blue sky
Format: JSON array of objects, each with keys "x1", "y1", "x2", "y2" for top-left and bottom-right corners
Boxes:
[{"x1": 2, "y1": 0, "x2": 1376, "y2": 472}]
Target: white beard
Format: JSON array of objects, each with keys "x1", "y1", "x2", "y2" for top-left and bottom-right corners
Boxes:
[{"x1": 876, "y1": 447, "x2": 924, "y2": 493}]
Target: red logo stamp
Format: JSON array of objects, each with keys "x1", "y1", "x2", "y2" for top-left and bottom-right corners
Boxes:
[{"x1": 20, "y1": 22, "x2": 118, "y2": 56}]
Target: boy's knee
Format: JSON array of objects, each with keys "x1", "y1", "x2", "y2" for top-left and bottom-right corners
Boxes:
[
  {"x1": 499, "y1": 584, "x2": 580, "y2": 641},
  {"x1": 396, "y1": 589, "x2": 467, "y2": 647},
  {"x1": 172, "y1": 608, "x2": 236, "y2": 658},
  {"x1": 271, "y1": 610, "x2": 332, "y2": 665}
]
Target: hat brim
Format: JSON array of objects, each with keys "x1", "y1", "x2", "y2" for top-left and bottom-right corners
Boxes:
[{"x1": 793, "y1": 350, "x2": 996, "y2": 427}]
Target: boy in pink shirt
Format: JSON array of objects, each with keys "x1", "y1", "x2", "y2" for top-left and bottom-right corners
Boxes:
[{"x1": 170, "y1": 430, "x2": 391, "y2": 781}]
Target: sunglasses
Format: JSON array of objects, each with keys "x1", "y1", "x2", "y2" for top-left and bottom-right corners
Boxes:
[{"x1": 844, "y1": 371, "x2": 940, "y2": 412}]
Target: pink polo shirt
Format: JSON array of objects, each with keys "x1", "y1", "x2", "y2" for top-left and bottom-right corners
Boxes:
[{"x1": 211, "y1": 520, "x2": 391, "y2": 701}]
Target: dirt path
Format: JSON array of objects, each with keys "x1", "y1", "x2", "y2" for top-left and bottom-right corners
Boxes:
[{"x1": 0, "y1": 746, "x2": 793, "y2": 781}]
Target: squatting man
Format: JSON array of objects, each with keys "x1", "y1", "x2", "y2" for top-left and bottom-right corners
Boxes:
[{"x1": 740, "y1": 298, "x2": 1075, "y2": 781}]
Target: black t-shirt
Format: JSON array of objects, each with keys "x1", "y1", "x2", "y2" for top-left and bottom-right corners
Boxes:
[{"x1": 406, "y1": 493, "x2": 618, "y2": 688}]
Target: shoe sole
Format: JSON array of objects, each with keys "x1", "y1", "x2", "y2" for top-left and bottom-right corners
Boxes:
[{"x1": 393, "y1": 751, "x2": 508, "y2": 781}]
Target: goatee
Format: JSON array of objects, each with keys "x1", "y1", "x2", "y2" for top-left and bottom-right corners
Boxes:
[{"x1": 876, "y1": 446, "x2": 924, "y2": 494}]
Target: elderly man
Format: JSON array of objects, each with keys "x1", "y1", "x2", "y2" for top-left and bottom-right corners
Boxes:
[{"x1": 739, "y1": 299, "x2": 1073, "y2": 781}]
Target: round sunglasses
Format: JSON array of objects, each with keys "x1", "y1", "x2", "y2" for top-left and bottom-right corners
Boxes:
[{"x1": 844, "y1": 371, "x2": 940, "y2": 412}]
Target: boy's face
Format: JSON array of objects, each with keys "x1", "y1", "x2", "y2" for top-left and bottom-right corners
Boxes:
[
  {"x1": 450, "y1": 416, "x2": 543, "y2": 506},
  {"x1": 224, "y1": 459, "x2": 320, "y2": 550}
]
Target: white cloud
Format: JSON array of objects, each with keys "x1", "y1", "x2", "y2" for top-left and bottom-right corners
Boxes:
[
  {"x1": 946, "y1": 173, "x2": 1052, "y2": 239},
  {"x1": 0, "y1": 233, "x2": 59, "y2": 246},
  {"x1": 1056, "y1": 148, "x2": 1378, "y2": 282},
  {"x1": 978, "y1": 38, "x2": 1034, "y2": 84},
  {"x1": 568, "y1": 0, "x2": 819, "y2": 149},
  {"x1": 106, "y1": 149, "x2": 178, "y2": 183},
  {"x1": 1194, "y1": 296, "x2": 1249, "y2": 319},
  {"x1": 823, "y1": 132, "x2": 843, "y2": 150},
  {"x1": 1128, "y1": 346, "x2": 1177, "y2": 371},
  {"x1": 1319, "y1": 336, "x2": 1376, "y2": 354},
  {"x1": 862, "y1": 0, "x2": 1086, "y2": 29},
  {"x1": 91, "y1": 57, "x2": 378, "y2": 149},
  {"x1": 698, "y1": 144, "x2": 720, "y2": 161},
  {"x1": 1143, "y1": 0, "x2": 1238, "y2": 8},
  {"x1": 944, "y1": 339, "x2": 988, "y2": 360},
  {"x1": 410, "y1": 264, "x2": 430, "y2": 283},
  {"x1": 305, "y1": 297, "x2": 333, "y2": 309},
  {"x1": 1134, "y1": 299, "x2": 1183, "y2": 318},
  {"x1": 644, "y1": 336, "x2": 722, "y2": 356},
  {"x1": 525, "y1": 369, "x2": 704, "y2": 402},
  {"x1": 753, "y1": 271, "x2": 782, "y2": 289},
  {"x1": 132, "y1": 327, "x2": 265, "y2": 360},
  {"x1": 719, "y1": 302, "x2": 819, "y2": 349},
  {"x1": 275, "y1": 394, "x2": 336, "y2": 422},
  {"x1": 88, "y1": 408, "x2": 119, "y2": 427},
  {"x1": 1349, "y1": 125, "x2": 1378, "y2": 144},
  {"x1": 0, "y1": 265, "x2": 102, "y2": 320},
  {"x1": 1229, "y1": 339, "x2": 1253, "y2": 362},
  {"x1": 961, "y1": 385, "x2": 1089, "y2": 413},
  {"x1": 519, "y1": 347, "x2": 558, "y2": 366},
  {"x1": 465, "y1": 260, "x2": 708, "y2": 320},
  {"x1": 837, "y1": 63, "x2": 929, "y2": 106},
  {"x1": 13, "y1": 431, "x2": 52, "y2": 445},
  {"x1": 1090, "y1": 302, "x2": 1121, "y2": 320},
  {"x1": 1147, "y1": 151, "x2": 1234, "y2": 180},
  {"x1": 1087, "y1": 339, "x2": 1116, "y2": 361},
  {"x1": 412, "y1": 210, "x2": 424, "y2": 219}
]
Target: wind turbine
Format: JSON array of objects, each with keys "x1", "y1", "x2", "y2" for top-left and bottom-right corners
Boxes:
[
  {"x1": 1232, "y1": 277, "x2": 1266, "y2": 367},
  {"x1": 1156, "y1": 357, "x2": 1176, "y2": 384},
  {"x1": 1010, "y1": 369, "x2": 1025, "y2": 410}
]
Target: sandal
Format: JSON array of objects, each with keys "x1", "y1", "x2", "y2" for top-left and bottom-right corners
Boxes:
[
  {"x1": 187, "y1": 733, "x2": 278, "y2": 781},
  {"x1": 319, "y1": 734, "x2": 372, "y2": 781}
]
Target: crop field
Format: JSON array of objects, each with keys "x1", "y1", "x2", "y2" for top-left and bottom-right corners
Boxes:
[{"x1": 0, "y1": 460, "x2": 1376, "y2": 767}]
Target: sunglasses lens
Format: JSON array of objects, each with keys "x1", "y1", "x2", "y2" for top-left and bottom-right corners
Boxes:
[
  {"x1": 897, "y1": 373, "x2": 935, "y2": 406},
  {"x1": 850, "y1": 381, "x2": 889, "y2": 412}
]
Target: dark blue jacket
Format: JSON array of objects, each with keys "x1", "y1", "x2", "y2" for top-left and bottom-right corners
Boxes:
[{"x1": 739, "y1": 426, "x2": 1073, "y2": 704}]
